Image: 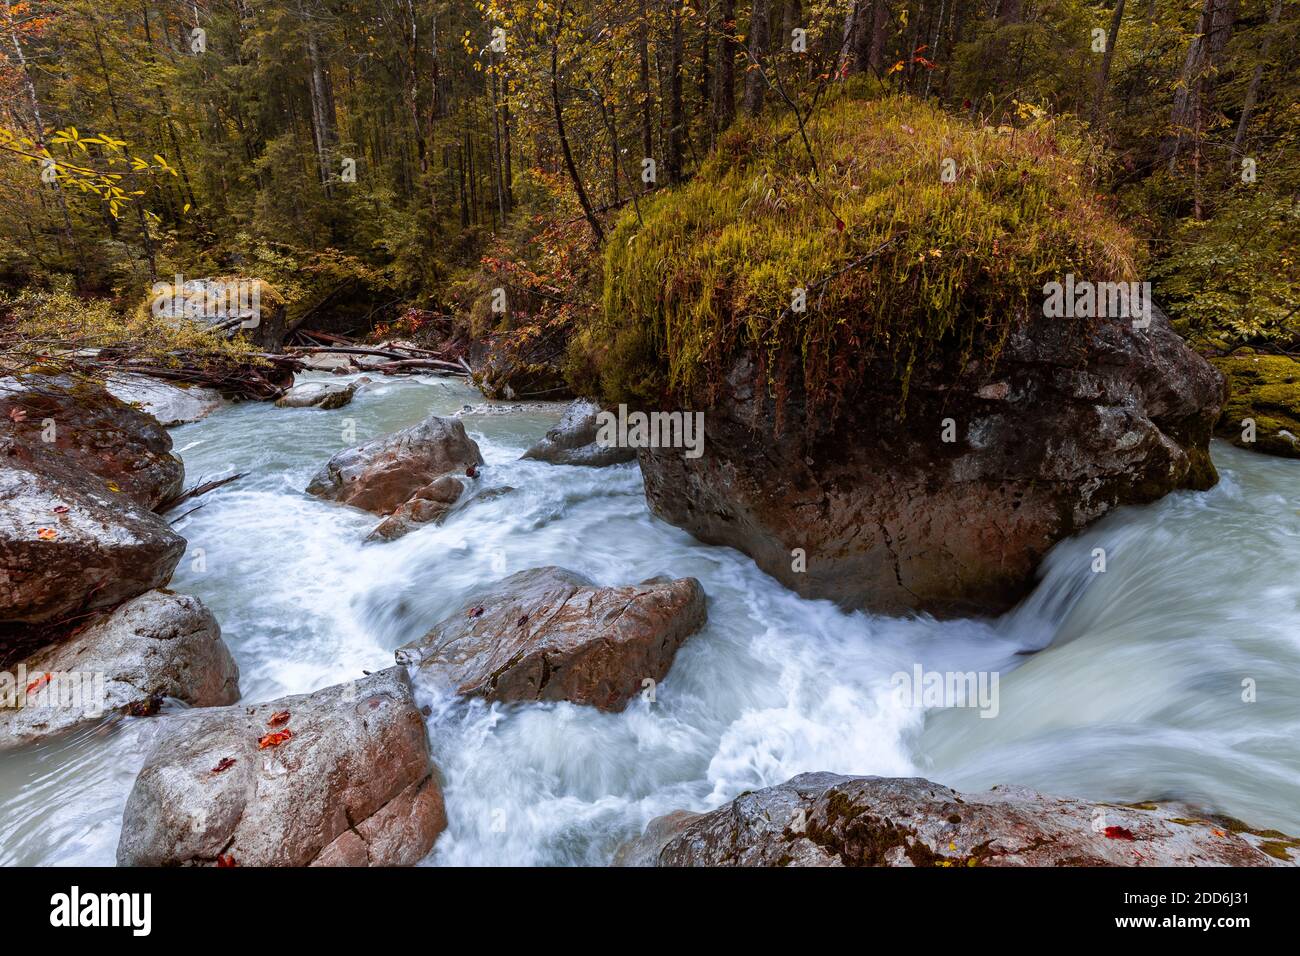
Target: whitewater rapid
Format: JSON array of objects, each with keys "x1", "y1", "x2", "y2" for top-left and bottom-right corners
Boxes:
[{"x1": 1, "y1": 372, "x2": 1296, "y2": 865}]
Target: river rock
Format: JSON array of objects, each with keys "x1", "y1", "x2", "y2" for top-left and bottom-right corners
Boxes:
[
  {"x1": 396, "y1": 567, "x2": 706, "y2": 711},
  {"x1": 623, "y1": 773, "x2": 1298, "y2": 867},
  {"x1": 275, "y1": 379, "x2": 361, "y2": 410},
  {"x1": 116, "y1": 666, "x2": 445, "y2": 867},
  {"x1": 1211, "y1": 353, "x2": 1300, "y2": 458},
  {"x1": 365, "y1": 475, "x2": 465, "y2": 542},
  {"x1": 105, "y1": 375, "x2": 223, "y2": 427},
  {"x1": 305, "y1": 413, "x2": 484, "y2": 514},
  {"x1": 0, "y1": 591, "x2": 239, "y2": 751},
  {"x1": 0, "y1": 374, "x2": 184, "y2": 509},
  {"x1": 521, "y1": 399, "x2": 636, "y2": 467},
  {"x1": 0, "y1": 454, "x2": 186, "y2": 626},
  {"x1": 639, "y1": 303, "x2": 1224, "y2": 617}
]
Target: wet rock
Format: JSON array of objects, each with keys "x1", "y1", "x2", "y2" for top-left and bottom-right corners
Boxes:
[
  {"x1": 639, "y1": 303, "x2": 1224, "y2": 617},
  {"x1": 275, "y1": 379, "x2": 361, "y2": 410},
  {"x1": 116, "y1": 667, "x2": 445, "y2": 867},
  {"x1": 1211, "y1": 353, "x2": 1300, "y2": 458},
  {"x1": 521, "y1": 399, "x2": 636, "y2": 467},
  {"x1": 0, "y1": 591, "x2": 239, "y2": 751},
  {"x1": 106, "y1": 375, "x2": 223, "y2": 427},
  {"x1": 146, "y1": 277, "x2": 288, "y2": 352},
  {"x1": 0, "y1": 455, "x2": 185, "y2": 626},
  {"x1": 305, "y1": 413, "x2": 483, "y2": 515},
  {"x1": 0, "y1": 374, "x2": 184, "y2": 509},
  {"x1": 366, "y1": 475, "x2": 465, "y2": 542},
  {"x1": 396, "y1": 566, "x2": 707, "y2": 711},
  {"x1": 623, "y1": 773, "x2": 1298, "y2": 866}
]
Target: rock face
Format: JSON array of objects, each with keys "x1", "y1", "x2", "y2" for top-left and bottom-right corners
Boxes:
[
  {"x1": 522, "y1": 399, "x2": 636, "y2": 467},
  {"x1": 396, "y1": 567, "x2": 706, "y2": 711},
  {"x1": 1, "y1": 591, "x2": 239, "y2": 751},
  {"x1": 116, "y1": 667, "x2": 445, "y2": 867},
  {"x1": 366, "y1": 475, "x2": 464, "y2": 542},
  {"x1": 275, "y1": 379, "x2": 362, "y2": 410},
  {"x1": 1, "y1": 375, "x2": 184, "y2": 509},
  {"x1": 106, "y1": 375, "x2": 223, "y2": 427},
  {"x1": 1211, "y1": 353, "x2": 1300, "y2": 458},
  {"x1": 639, "y1": 305, "x2": 1224, "y2": 617},
  {"x1": 624, "y1": 773, "x2": 1299, "y2": 867},
  {"x1": 305, "y1": 414, "x2": 484, "y2": 515}
]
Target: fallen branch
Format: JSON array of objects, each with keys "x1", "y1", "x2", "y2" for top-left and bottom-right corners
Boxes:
[{"x1": 159, "y1": 472, "x2": 246, "y2": 514}]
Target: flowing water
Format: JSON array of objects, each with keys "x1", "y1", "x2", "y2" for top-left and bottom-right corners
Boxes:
[{"x1": 1, "y1": 371, "x2": 1297, "y2": 865}]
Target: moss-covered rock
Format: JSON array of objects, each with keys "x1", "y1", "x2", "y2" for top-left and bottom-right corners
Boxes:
[
  {"x1": 578, "y1": 92, "x2": 1141, "y2": 420},
  {"x1": 1210, "y1": 354, "x2": 1300, "y2": 458}
]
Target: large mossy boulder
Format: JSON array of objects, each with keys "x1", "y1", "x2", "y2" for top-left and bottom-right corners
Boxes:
[
  {"x1": 1210, "y1": 353, "x2": 1300, "y2": 457},
  {"x1": 576, "y1": 94, "x2": 1223, "y2": 617}
]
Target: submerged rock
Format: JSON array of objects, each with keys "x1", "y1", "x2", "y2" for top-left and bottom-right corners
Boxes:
[
  {"x1": 116, "y1": 667, "x2": 445, "y2": 867},
  {"x1": 106, "y1": 375, "x2": 223, "y2": 427},
  {"x1": 0, "y1": 591, "x2": 239, "y2": 751},
  {"x1": 623, "y1": 773, "x2": 1298, "y2": 867},
  {"x1": 305, "y1": 413, "x2": 483, "y2": 515},
  {"x1": 396, "y1": 567, "x2": 706, "y2": 711},
  {"x1": 275, "y1": 379, "x2": 363, "y2": 410},
  {"x1": 639, "y1": 304, "x2": 1224, "y2": 617},
  {"x1": 1211, "y1": 353, "x2": 1300, "y2": 458},
  {"x1": 521, "y1": 399, "x2": 636, "y2": 467}
]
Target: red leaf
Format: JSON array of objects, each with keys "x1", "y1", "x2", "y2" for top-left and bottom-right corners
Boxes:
[
  {"x1": 52, "y1": 504, "x2": 70, "y2": 514},
  {"x1": 211, "y1": 757, "x2": 236, "y2": 774},
  {"x1": 1104, "y1": 826, "x2": 1137, "y2": 841},
  {"x1": 257, "y1": 729, "x2": 294, "y2": 750},
  {"x1": 266, "y1": 710, "x2": 290, "y2": 728},
  {"x1": 26, "y1": 672, "x2": 51, "y2": 695},
  {"x1": 216, "y1": 854, "x2": 238, "y2": 867},
  {"x1": 468, "y1": 606, "x2": 485, "y2": 618}
]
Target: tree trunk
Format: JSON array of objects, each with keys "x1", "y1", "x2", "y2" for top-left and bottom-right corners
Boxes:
[
  {"x1": 1231, "y1": 0, "x2": 1283, "y2": 160},
  {"x1": 667, "y1": 3, "x2": 685, "y2": 183},
  {"x1": 743, "y1": 0, "x2": 771, "y2": 115},
  {"x1": 713, "y1": 0, "x2": 737, "y2": 132},
  {"x1": 1090, "y1": 0, "x2": 1126, "y2": 128},
  {"x1": 551, "y1": 4, "x2": 604, "y2": 243}
]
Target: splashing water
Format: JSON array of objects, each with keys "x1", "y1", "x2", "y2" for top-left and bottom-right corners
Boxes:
[{"x1": 1, "y1": 372, "x2": 1296, "y2": 865}]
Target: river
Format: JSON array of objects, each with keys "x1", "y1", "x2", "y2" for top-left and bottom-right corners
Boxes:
[{"x1": 1, "y1": 371, "x2": 1296, "y2": 865}]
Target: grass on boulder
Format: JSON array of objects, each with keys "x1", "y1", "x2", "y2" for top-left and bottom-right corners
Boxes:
[{"x1": 575, "y1": 93, "x2": 1142, "y2": 425}]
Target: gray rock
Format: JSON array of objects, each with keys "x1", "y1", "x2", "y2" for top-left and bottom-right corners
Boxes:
[
  {"x1": 522, "y1": 399, "x2": 636, "y2": 467},
  {"x1": 397, "y1": 566, "x2": 706, "y2": 711},
  {"x1": 0, "y1": 591, "x2": 239, "y2": 751},
  {"x1": 106, "y1": 375, "x2": 223, "y2": 427},
  {"x1": 639, "y1": 303, "x2": 1224, "y2": 617},
  {"x1": 275, "y1": 379, "x2": 361, "y2": 410},
  {"x1": 365, "y1": 475, "x2": 464, "y2": 542},
  {"x1": 305, "y1": 414, "x2": 483, "y2": 515},
  {"x1": 0, "y1": 458, "x2": 185, "y2": 625},
  {"x1": 623, "y1": 774, "x2": 1298, "y2": 867},
  {"x1": 116, "y1": 667, "x2": 446, "y2": 867}
]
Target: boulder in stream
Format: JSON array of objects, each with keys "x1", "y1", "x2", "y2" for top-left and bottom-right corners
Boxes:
[
  {"x1": 105, "y1": 375, "x2": 223, "y2": 427},
  {"x1": 521, "y1": 399, "x2": 636, "y2": 467},
  {"x1": 365, "y1": 475, "x2": 465, "y2": 542},
  {"x1": 305, "y1": 413, "x2": 484, "y2": 515},
  {"x1": 396, "y1": 567, "x2": 706, "y2": 711},
  {"x1": 275, "y1": 378, "x2": 364, "y2": 410},
  {"x1": 621, "y1": 773, "x2": 1299, "y2": 866},
  {"x1": 116, "y1": 666, "x2": 445, "y2": 867},
  {"x1": 0, "y1": 591, "x2": 239, "y2": 751}
]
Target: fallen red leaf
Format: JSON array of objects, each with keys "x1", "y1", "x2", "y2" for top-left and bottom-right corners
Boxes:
[
  {"x1": 257, "y1": 729, "x2": 294, "y2": 749},
  {"x1": 216, "y1": 854, "x2": 238, "y2": 867},
  {"x1": 36, "y1": 528, "x2": 58, "y2": 541},
  {"x1": 1104, "y1": 826, "x2": 1137, "y2": 841},
  {"x1": 8, "y1": 407, "x2": 26, "y2": 422},
  {"x1": 468, "y1": 606, "x2": 484, "y2": 618},
  {"x1": 26, "y1": 672, "x2": 51, "y2": 695},
  {"x1": 211, "y1": 757, "x2": 236, "y2": 774},
  {"x1": 52, "y1": 505, "x2": 70, "y2": 514},
  {"x1": 266, "y1": 710, "x2": 290, "y2": 728}
]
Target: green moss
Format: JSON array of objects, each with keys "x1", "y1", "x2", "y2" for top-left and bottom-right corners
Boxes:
[
  {"x1": 1210, "y1": 354, "x2": 1300, "y2": 458},
  {"x1": 579, "y1": 93, "x2": 1141, "y2": 424}
]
